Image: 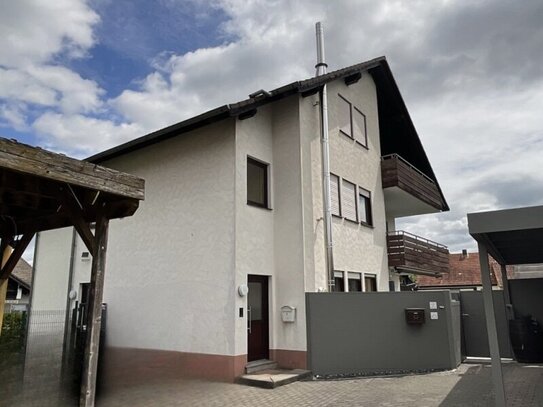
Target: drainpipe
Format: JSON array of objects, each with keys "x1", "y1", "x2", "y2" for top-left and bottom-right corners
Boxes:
[{"x1": 315, "y1": 22, "x2": 334, "y2": 292}]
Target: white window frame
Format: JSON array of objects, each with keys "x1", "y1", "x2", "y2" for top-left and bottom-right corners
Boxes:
[
  {"x1": 347, "y1": 271, "x2": 363, "y2": 292},
  {"x1": 341, "y1": 179, "x2": 358, "y2": 222}
]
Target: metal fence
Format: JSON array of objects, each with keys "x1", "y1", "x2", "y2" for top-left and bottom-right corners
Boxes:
[{"x1": 0, "y1": 304, "x2": 107, "y2": 406}]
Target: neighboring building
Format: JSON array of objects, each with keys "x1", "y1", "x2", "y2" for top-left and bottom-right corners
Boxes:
[
  {"x1": 30, "y1": 56, "x2": 449, "y2": 382},
  {"x1": 4, "y1": 258, "x2": 32, "y2": 313},
  {"x1": 416, "y1": 250, "x2": 512, "y2": 290}
]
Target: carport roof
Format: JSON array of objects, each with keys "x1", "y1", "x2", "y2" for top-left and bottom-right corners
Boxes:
[{"x1": 468, "y1": 205, "x2": 543, "y2": 265}]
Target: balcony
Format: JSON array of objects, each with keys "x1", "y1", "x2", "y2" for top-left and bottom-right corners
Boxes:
[
  {"x1": 381, "y1": 154, "x2": 446, "y2": 218},
  {"x1": 387, "y1": 231, "x2": 449, "y2": 276}
]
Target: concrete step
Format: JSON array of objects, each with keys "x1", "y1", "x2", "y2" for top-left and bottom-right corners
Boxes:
[
  {"x1": 245, "y1": 359, "x2": 278, "y2": 374},
  {"x1": 238, "y1": 369, "x2": 312, "y2": 389}
]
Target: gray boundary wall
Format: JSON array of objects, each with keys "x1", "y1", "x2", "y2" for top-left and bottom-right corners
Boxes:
[{"x1": 306, "y1": 291, "x2": 461, "y2": 377}]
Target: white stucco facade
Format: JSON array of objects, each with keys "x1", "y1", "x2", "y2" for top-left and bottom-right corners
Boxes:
[{"x1": 30, "y1": 71, "x2": 437, "y2": 379}]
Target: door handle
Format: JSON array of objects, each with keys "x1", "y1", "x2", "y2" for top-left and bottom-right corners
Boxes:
[
  {"x1": 462, "y1": 313, "x2": 470, "y2": 317},
  {"x1": 247, "y1": 306, "x2": 252, "y2": 333}
]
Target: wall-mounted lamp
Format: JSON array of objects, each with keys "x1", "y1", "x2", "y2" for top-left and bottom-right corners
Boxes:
[{"x1": 238, "y1": 284, "x2": 249, "y2": 297}]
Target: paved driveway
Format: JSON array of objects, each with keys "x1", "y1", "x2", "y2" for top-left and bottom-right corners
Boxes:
[{"x1": 98, "y1": 363, "x2": 543, "y2": 407}]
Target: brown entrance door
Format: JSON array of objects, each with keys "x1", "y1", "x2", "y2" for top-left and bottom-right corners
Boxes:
[{"x1": 247, "y1": 275, "x2": 269, "y2": 361}]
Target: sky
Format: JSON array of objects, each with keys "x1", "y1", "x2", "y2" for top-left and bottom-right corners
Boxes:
[{"x1": 2, "y1": 0, "x2": 543, "y2": 262}]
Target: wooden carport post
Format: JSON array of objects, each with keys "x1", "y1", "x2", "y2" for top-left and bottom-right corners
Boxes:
[
  {"x1": 0, "y1": 241, "x2": 11, "y2": 333},
  {"x1": 79, "y1": 210, "x2": 109, "y2": 407}
]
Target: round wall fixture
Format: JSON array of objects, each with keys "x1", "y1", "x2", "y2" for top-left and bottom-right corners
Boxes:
[
  {"x1": 238, "y1": 284, "x2": 249, "y2": 297},
  {"x1": 68, "y1": 290, "x2": 77, "y2": 300}
]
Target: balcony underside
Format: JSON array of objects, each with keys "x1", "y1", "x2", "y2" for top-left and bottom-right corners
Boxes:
[
  {"x1": 382, "y1": 154, "x2": 446, "y2": 218},
  {"x1": 383, "y1": 186, "x2": 441, "y2": 218}
]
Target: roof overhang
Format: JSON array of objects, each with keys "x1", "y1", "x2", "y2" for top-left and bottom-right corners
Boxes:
[
  {"x1": 468, "y1": 205, "x2": 543, "y2": 265},
  {"x1": 86, "y1": 56, "x2": 448, "y2": 212}
]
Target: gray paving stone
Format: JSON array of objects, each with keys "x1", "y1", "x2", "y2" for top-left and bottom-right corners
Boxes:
[{"x1": 94, "y1": 363, "x2": 543, "y2": 407}]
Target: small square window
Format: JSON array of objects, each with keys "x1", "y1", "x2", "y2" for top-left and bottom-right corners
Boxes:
[
  {"x1": 358, "y1": 188, "x2": 372, "y2": 226},
  {"x1": 247, "y1": 157, "x2": 269, "y2": 208}
]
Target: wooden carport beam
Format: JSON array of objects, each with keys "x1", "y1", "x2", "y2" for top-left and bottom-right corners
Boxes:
[
  {"x1": 58, "y1": 185, "x2": 96, "y2": 254},
  {"x1": 0, "y1": 137, "x2": 145, "y2": 407},
  {"x1": 0, "y1": 232, "x2": 35, "y2": 282}
]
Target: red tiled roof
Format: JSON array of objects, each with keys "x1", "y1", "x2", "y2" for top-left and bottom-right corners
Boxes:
[{"x1": 416, "y1": 252, "x2": 503, "y2": 288}]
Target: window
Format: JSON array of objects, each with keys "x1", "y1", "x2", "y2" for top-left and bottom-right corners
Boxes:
[
  {"x1": 348, "y1": 272, "x2": 362, "y2": 292},
  {"x1": 352, "y1": 107, "x2": 367, "y2": 147},
  {"x1": 247, "y1": 157, "x2": 269, "y2": 208},
  {"x1": 338, "y1": 95, "x2": 352, "y2": 137},
  {"x1": 389, "y1": 281, "x2": 396, "y2": 292},
  {"x1": 358, "y1": 188, "x2": 372, "y2": 226},
  {"x1": 338, "y1": 94, "x2": 368, "y2": 148},
  {"x1": 330, "y1": 174, "x2": 340, "y2": 216},
  {"x1": 332, "y1": 271, "x2": 345, "y2": 292},
  {"x1": 364, "y1": 275, "x2": 377, "y2": 292},
  {"x1": 341, "y1": 179, "x2": 357, "y2": 221}
]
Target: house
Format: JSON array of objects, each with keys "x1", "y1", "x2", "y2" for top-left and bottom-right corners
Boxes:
[
  {"x1": 4, "y1": 258, "x2": 32, "y2": 313},
  {"x1": 30, "y1": 56, "x2": 449, "y2": 383},
  {"x1": 416, "y1": 250, "x2": 513, "y2": 290}
]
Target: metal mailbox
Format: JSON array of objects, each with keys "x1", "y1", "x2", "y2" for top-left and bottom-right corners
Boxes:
[
  {"x1": 281, "y1": 305, "x2": 296, "y2": 323},
  {"x1": 405, "y1": 308, "x2": 425, "y2": 325}
]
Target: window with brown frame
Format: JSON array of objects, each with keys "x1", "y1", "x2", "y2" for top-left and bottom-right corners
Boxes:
[{"x1": 247, "y1": 157, "x2": 269, "y2": 208}]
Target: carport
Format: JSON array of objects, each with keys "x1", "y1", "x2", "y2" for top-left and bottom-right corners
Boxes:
[
  {"x1": 468, "y1": 205, "x2": 543, "y2": 406},
  {"x1": 0, "y1": 137, "x2": 144, "y2": 406}
]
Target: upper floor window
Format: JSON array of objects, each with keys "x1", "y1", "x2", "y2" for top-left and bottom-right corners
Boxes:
[
  {"x1": 358, "y1": 188, "x2": 373, "y2": 226},
  {"x1": 330, "y1": 173, "x2": 341, "y2": 216},
  {"x1": 247, "y1": 157, "x2": 269, "y2": 208},
  {"x1": 341, "y1": 179, "x2": 357, "y2": 222},
  {"x1": 338, "y1": 94, "x2": 367, "y2": 148}
]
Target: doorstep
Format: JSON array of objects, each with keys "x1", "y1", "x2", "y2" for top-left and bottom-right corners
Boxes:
[{"x1": 237, "y1": 369, "x2": 312, "y2": 389}]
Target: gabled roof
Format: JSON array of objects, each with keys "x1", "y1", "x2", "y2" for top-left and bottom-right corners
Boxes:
[
  {"x1": 88, "y1": 56, "x2": 448, "y2": 210},
  {"x1": 416, "y1": 252, "x2": 508, "y2": 288},
  {"x1": 10, "y1": 258, "x2": 32, "y2": 289}
]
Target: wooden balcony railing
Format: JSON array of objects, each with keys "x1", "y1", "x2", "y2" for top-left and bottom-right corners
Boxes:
[
  {"x1": 381, "y1": 154, "x2": 445, "y2": 211},
  {"x1": 387, "y1": 231, "x2": 449, "y2": 275}
]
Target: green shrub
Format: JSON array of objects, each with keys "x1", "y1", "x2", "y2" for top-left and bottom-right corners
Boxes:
[{"x1": 0, "y1": 312, "x2": 26, "y2": 352}]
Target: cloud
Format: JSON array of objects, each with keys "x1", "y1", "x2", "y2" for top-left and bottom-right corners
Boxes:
[
  {"x1": 32, "y1": 112, "x2": 143, "y2": 156},
  {"x1": 4, "y1": 0, "x2": 543, "y2": 255},
  {"x1": 0, "y1": 0, "x2": 99, "y2": 67}
]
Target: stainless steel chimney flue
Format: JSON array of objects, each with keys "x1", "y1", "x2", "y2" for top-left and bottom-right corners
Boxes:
[{"x1": 315, "y1": 22, "x2": 334, "y2": 292}]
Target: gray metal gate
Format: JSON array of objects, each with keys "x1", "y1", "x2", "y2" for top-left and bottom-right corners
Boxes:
[{"x1": 460, "y1": 290, "x2": 512, "y2": 358}]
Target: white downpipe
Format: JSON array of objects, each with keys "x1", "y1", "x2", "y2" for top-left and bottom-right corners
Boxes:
[{"x1": 315, "y1": 22, "x2": 334, "y2": 291}]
